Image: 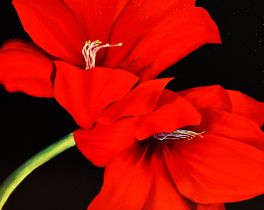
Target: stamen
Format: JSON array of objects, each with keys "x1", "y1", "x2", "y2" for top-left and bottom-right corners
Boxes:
[
  {"x1": 153, "y1": 130, "x2": 205, "y2": 141},
  {"x1": 82, "y1": 40, "x2": 123, "y2": 70}
]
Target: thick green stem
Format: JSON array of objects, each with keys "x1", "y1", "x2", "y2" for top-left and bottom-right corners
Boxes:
[{"x1": 0, "y1": 133, "x2": 75, "y2": 210}]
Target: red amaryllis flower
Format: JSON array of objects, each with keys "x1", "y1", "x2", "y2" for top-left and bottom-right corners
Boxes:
[
  {"x1": 54, "y1": 67, "x2": 264, "y2": 209},
  {"x1": 0, "y1": 0, "x2": 220, "y2": 96}
]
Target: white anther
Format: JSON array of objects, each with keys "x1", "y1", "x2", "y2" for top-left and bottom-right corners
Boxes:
[
  {"x1": 153, "y1": 130, "x2": 205, "y2": 141},
  {"x1": 82, "y1": 40, "x2": 122, "y2": 70}
]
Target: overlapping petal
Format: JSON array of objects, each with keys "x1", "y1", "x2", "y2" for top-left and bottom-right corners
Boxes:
[
  {"x1": 142, "y1": 151, "x2": 196, "y2": 210},
  {"x1": 54, "y1": 61, "x2": 138, "y2": 128},
  {"x1": 88, "y1": 138, "x2": 227, "y2": 210},
  {"x1": 200, "y1": 109, "x2": 264, "y2": 151},
  {"x1": 227, "y1": 90, "x2": 264, "y2": 126},
  {"x1": 13, "y1": 0, "x2": 85, "y2": 65},
  {"x1": 0, "y1": 39, "x2": 53, "y2": 97},
  {"x1": 136, "y1": 96, "x2": 201, "y2": 140},
  {"x1": 105, "y1": 6, "x2": 221, "y2": 79},
  {"x1": 180, "y1": 85, "x2": 232, "y2": 111},
  {"x1": 74, "y1": 118, "x2": 137, "y2": 167},
  {"x1": 13, "y1": 0, "x2": 220, "y2": 78},
  {"x1": 63, "y1": 0, "x2": 128, "y2": 43},
  {"x1": 88, "y1": 144, "x2": 153, "y2": 210},
  {"x1": 98, "y1": 78, "x2": 172, "y2": 124},
  {"x1": 164, "y1": 134, "x2": 264, "y2": 203}
]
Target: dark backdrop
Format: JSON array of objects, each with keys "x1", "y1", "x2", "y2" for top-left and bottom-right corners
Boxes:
[{"x1": 0, "y1": 0, "x2": 263, "y2": 209}]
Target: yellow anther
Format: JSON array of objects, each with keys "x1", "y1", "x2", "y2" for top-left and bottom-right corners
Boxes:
[{"x1": 85, "y1": 40, "x2": 91, "y2": 44}]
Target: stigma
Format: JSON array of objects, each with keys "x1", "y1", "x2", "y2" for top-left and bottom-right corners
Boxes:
[
  {"x1": 153, "y1": 130, "x2": 205, "y2": 141},
  {"x1": 82, "y1": 40, "x2": 123, "y2": 70}
]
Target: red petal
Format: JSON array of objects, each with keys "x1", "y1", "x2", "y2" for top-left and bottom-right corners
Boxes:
[
  {"x1": 164, "y1": 134, "x2": 264, "y2": 203},
  {"x1": 156, "y1": 89, "x2": 179, "y2": 108},
  {"x1": 180, "y1": 85, "x2": 232, "y2": 111},
  {"x1": 98, "y1": 78, "x2": 172, "y2": 124},
  {"x1": 136, "y1": 96, "x2": 201, "y2": 140},
  {"x1": 227, "y1": 90, "x2": 264, "y2": 126},
  {"x1": 143, "y1": 152, "x2": 195, "y2": 210},
  {"x1": 200, "y1": 109, "x2": 264, "y2": 151},
  {"x1": 13, "y1": 0, "x2": 85, "y2": 65},
  {"x1": 74, "y1": 118, "x2": 137, "y2": 167},
  {"x1": 54, "y1": 61, "x2": 138, "y2": 128},
  {"x1": 0, "y1": 40, "x2": 53, "y2": 97},
  {"x1": 197, "y1": 204, "x2": 225, "y2": 210},
  {"x1": 105, "y1": 5, "x2": 220, "y2": 80},
  {"x1": 62, "y1": 0, "x2": 128, "y2": 42},
  {"x1": 88, "y1": 144, "x2": 153, "y2": 210}
]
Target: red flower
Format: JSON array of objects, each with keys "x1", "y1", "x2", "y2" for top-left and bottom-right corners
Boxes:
[
  {"x1": 0, "y1": 0, "x2": 220, "y2": 96},
  {"x1": 54, "y1": 68, "x2": 264, "y2": 209}
]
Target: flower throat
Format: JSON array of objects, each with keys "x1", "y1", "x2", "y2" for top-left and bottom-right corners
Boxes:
[{"x1": 82, "y1": 40, "x2": 123, "y2": 70}]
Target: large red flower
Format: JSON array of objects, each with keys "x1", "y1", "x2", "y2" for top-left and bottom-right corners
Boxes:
[
  {"x1": 54, "y1": 68, "x2": 264, "y2": 209},
  {"x1": 0, "y1": 0, "x2": 220, "y2": 96}
]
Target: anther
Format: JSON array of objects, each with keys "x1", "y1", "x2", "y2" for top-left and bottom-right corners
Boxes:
[
  {"x1": 153, "y1": 130, "x2": 205, "y2": 141},
  {"x1": 82, "y1": 40, "x2": 123, "y2": 70}
]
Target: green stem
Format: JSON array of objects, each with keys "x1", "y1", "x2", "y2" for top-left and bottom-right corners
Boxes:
[{"x1": 0, "y1": 133, "x2": 75, "y2": 210}]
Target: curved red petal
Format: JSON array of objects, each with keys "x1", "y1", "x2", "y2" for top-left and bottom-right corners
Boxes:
[
  {"x1": 200, "y1": 109, "x2": 264, "y2": 151},
  {"x1": 197, "y1": 204, "x2": 226, "y2": 210},
  {"x1": 0, "y1": 40, "x2": 53, "y2": 97},
  {"x1": 142, "y1": 152, "x2": 195, "y2": 210},
  {"x1": 164, "y1": 134, "x2": 264, "y2": 203},
  {"x1": 98, "y1": 78, "x2": 172, "y2": 124},
  {"x1": 74, "y1": 118, "x2": 137, "y2": 167},
  {"x1": 180, "y1": 85, "x2": 232, "y2": 111},
  {"x1": 156, "y1": 89, "x2": 179, "y2": 108},
  {"x1": 54, "y1": 61, "x2": 139, "y2": 128},
  {"x1": 227, "y1": 90, "x2": 264, "y2": 126},
  {"x1": 105, "y1": 5, "x2": 220, "y2": 79},
  {"x1": 62, "y1": 0, "x2": 128, "y2": 42},
  {"x1": 88, "y1": 144, "x2": 152, "y2": 210},
  {"x1": 136, "y1": 96, "x2": 201, "y2": 140},
  {"x1": 13, "y1": 0, "x2": 85, "y2": 65}
]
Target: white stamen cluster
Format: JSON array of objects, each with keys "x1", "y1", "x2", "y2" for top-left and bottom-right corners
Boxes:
[
  {"x1": 82, "y1": 40, "x2": 122, "y2": 70},
  {"x1": 153, "y1": 130, "x2": 205, "y2": 141}
]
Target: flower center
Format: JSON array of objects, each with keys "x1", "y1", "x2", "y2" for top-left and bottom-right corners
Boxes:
[
  {"x1": 152, "y1": 129, "x2": 205, "y2": 141},
  {"x1": 82, "y1": 40, "x2": 123, "y2": 70}
]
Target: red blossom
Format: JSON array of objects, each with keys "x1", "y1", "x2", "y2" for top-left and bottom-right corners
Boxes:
[
  {"x1": 53, "y1": 66, "x2": 264, "y2": 209},
  {"x1": 0, "y1": 0, "x2": 220, "y2": 96}
]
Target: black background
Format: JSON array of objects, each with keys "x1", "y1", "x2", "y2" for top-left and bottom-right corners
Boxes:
[{"x1": 0, "y1": 0, "x2": 263, "y2": 209}]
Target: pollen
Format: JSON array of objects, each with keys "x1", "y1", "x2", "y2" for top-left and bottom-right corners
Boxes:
[
  {"x1": 153, "y1": 130, "x2": 205, "y2": 141},
  {"x1": 82, "y1": 40, "x2": 123, "y2": 70}
]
